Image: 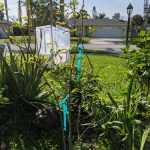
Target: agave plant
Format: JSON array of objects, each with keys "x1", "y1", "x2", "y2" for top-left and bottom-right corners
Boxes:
[{"x1": 0, "y1": 43, "x2": 51, "y2": 112}]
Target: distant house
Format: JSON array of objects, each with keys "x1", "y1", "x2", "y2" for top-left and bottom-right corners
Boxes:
[
  {"x1": 0, "y1": 20, "x2": 12, "y2": 38},
  {"x1": 68, "y1": 18, "x2": 127, "y2": 38}
]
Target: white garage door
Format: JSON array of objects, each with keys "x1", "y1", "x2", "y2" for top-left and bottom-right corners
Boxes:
[{"x1": 95, "y1": 27, "x2": 122, "y2": 38}]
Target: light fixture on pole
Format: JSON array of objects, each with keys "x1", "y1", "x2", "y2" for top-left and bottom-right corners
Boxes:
[{"x1": 126, "y1": 3, "x2": 133, "y2": 46}]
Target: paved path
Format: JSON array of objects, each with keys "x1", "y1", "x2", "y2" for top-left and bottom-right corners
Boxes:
[
  {"x1": 5, "y1": 44, "x2": 35, "y2": 55},
  {"x1": 84, "y1": 38, "x2": 137, "y2": 53},
  {"x1": 9, "y1": 44, "x2": 35, "y2": 51},
  {"x1": 5, "y1": 38, "x2": 137, "y2": 54}
]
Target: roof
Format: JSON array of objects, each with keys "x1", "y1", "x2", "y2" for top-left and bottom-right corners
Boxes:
[{"x1": 67, "y1": 18, "x2": 127, "y2": 26}]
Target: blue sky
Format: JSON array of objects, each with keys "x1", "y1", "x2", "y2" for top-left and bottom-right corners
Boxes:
[{"x1": 0, "y1": 0, "x2": 144, "y2": 20}]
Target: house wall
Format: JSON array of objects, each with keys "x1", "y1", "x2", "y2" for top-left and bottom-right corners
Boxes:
[
  {"x1": 0, "y1": 23, "x2": 10, "y2": 38},
  {"x1": 0, "y1": 22, "x2": 10, "y2": 30},
  {"x1": 73, "y1": 25, "x2": 127, "y2": 38},
  {"x1": 93, "y1": 25, "x2": 127, "y2": 38}
]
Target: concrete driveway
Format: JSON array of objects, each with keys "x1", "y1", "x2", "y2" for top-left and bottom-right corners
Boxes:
[
  {"x1": 4, "y1": 38, "x2": 136, "y2": 55},
  {"x1": 84, "y1": 38, "x2": 137, "y2": 53}
]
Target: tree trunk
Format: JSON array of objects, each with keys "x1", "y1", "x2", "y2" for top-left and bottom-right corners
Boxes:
[
  {"x1": 18, "y1": 0, "x2": 22, "y2": 24},
  {"x1": 4, "y1": 0, "x2": 9, "y2": 22},
  {"x1": 26, "y1": 0, "x2": 32, "y2": 28},
  {"x1": 60, "y1": 0, "x2": 64, "y2": 22}
]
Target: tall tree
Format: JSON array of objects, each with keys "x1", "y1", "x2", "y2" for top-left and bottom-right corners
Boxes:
[
  {"x1": 98, "y1": 13, "x2": 106, "y2": 19},
  {"x1": 18, "y1": 0, "x2": 22, "y2": 24},
  {"x1": 78, "y1": 8, "x2": 90, "y2": 19},
  {"x1": 33, "y1": 0, "x2": 48, "y2": 25},
  {"x1": 0, "y1": 2, "x2": 4, "y2": 21},
  {"x1": 27, "y1": 0, "x2": 59, "y2": 26},
  {"x1": 26, "y1": 0, "x2": 32, "y2": 27},
  {"x1": 92, "y1": 6, "x2": 106, "y2": 19},
  {"x1": 4, "y1": 0, "x2": 9, "y2": 22},
  {"x1": 112, "y1": 13, "x2": 120, "y2": 21},
  {"x1": 60, "y1": 0, "x2": 64, "y2": 21},
  {"x1": 131, "y1": 14, "x2": 144, "y2": 33},
  {"x1": 92, "y1": 6, "x2": 97, "y2": 19}
]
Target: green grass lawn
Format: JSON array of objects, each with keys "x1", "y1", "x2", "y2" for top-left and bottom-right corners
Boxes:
[
  {"x1": 5, "y1": 49, "x2": 127, "y2": 102},
  {"x1": 82, "y1": 52, "x2": 128, "y2": 102},
  {"x1": 71, "y1": 36, "x2": 93, "y2": 44},
  {"x1": 0, "y1": 36, "x2": 36, "y2": 44}
]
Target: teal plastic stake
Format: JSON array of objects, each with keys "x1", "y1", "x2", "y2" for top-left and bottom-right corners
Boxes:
[
  {"x1": 63, "y1": 102, "x2": 68, "y2": 131},
  {"x1": 58, "y1": 94, "x2": 71, "y2": 131},
  {"x1": 76, "y1": 44, "x2": 84, "y2": 80},
  {"x1": 58, "y1": 44, "x2": 84, "y2": 131}
]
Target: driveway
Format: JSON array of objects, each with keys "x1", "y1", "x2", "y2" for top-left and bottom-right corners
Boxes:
[
  {"x1": 84, "y1": 38, "x2": 137, "y2": 53},
  {"x1": 4, "y1": 38, "x2": 136, "y2": 55}
]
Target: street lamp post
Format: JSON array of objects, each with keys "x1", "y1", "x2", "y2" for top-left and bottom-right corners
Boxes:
[{"x1": 126, "y1": 3, "x2": 133, "y2": 46}]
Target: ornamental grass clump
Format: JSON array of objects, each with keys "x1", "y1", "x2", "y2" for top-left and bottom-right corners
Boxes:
[
  {"x1": 123, "y1": 31, "x2": 150, "y2": 97},
  {"x1": 90, "y1": 76, "x2": 150, "y2": 150},
  {"x1": 0, "y1": 43, "x2": 50, "y2": 112}
]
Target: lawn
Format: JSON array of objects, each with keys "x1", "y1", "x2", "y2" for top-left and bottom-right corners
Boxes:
[
  {"x1": 82, "y1": 52, "x2": 128, "y2": 102},
  {"x1": 71, "y1": 36, "x2": 93, "y2": 44},
  {"x1": 0, "y1": 36, "x2": 35, "y2": 44}
]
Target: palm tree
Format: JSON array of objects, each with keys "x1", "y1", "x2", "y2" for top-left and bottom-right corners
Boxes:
[
  {"x1": 26, "y1": 0, "x2": 32, "y2": 28},
  {"x1": 60, "y1": 0, "x2": 64, "y2": 21},
  {"x1": 4, "y1": 0, "x2": 9, "y2": 22},
  {"x1": 18, "y1": 0, "x2": 22, "y2": 24}
]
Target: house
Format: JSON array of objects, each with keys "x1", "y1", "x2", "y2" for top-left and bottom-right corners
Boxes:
[
  {"x1": 68, "y1": 18, "x2": 127, "y2": 38},
  {"x1": 0, "y1": 20, "x2": 12, "y2": 38}
]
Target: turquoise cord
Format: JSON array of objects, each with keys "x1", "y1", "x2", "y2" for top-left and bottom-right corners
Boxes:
[
  {"x1": 58, "y1": 44, "x2": 84, "y2": 131},
  {"x1": 76, "y1": 44, "x2": 84, "y2": 80},
  {"x1": 58, "y1": 94, "x2": 71, "y2": 131}
]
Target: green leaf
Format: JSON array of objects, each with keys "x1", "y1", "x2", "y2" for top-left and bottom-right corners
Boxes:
[
  {"x1": 122, "y1": 46, "x2": 130, "y2": 54},
  {"x1": 140, "y1": 126, "x2": 150, "y2": 150},
  {"x1": 139, "y1": 31, "x2": 146, "y2": 37},
  {"x1": 0, "y1": 3, "x2": 4, "y2": 9},
  {"x1": 71, "y1": 88, "x2": 78, "y2": 94},
  {"x1": 107, "y1": 92, "x2": 118, "y2": 108}
]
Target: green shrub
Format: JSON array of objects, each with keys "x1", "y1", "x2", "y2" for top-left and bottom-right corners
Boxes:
[
  {"x1": 0, "y1": 44, "x2": 51, "y2": 112},
  {"x1": 123, "y1": 31, "x2": 150, "y2": 97}
]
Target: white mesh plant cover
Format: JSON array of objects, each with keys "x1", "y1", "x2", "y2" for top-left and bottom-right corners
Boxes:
[{"x1": 36, "y1": 25, "x2": 70, "y2": 64}]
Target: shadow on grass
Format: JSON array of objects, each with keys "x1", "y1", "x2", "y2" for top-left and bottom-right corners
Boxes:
[{"x1": 71, "y1": 49, "x2": 123, "y2": 58}]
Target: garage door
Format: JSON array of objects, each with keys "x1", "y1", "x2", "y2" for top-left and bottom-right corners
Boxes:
[{"x1": 95, "y1": 27, "x2": 122, "y2": 38}]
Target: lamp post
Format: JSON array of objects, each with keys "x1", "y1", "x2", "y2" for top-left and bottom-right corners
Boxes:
[{"x1": 126, "y1": 3, "x2": 133, "y2": 46}]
